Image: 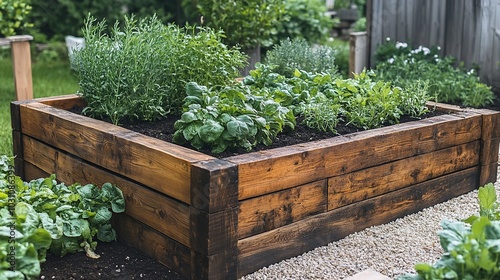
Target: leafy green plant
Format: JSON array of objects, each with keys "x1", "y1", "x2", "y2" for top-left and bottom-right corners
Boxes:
[
  {"x1": 72, "y1": 14, "x2": 246, "y2": 125},
  {"x1": 173, "y1": 82, "x2": 295, "y2": 153},
  {"x1": 375, "y1": 40, "x2": 496, "y2": 108},
  {"x1": 197, "y1": 0, "x2": 285, "y2": 49},
  {"x1": 265, "y1": 37, "x2": 340, "y2": 78},
  {"x1": 399, "y1": 183, "x2": 500, "y2": 280},
  {"x1": 271, "y1": 0, "x2": 336, "y2": 45},
  {"x1": 0, "y1": 0, "x2": 33, "y2": 37},
  {"x1": 0, "y1": 155, "x2": 125, "y2": 279}
]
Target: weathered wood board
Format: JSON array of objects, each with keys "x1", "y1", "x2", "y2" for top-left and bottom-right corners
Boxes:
[{"x1": 10, "y1": 95, "x2": 500, "y2": 280}]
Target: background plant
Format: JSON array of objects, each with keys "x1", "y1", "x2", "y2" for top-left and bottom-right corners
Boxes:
[
  {"x1": 197, "y1": 0, "x2": 285, "y2": 49},
  {"x1": 270, "y1": 0, "x2": 336, "y2": 46},
  {"x1": 265, "y1": 37, "x2": 340, "y2": 78},
  {"x1": 0, "y1": 0, "x2": 33, "y2": 37},
  {"x1": 72, "y1": 14, "x2": 246, "y2": 125},
  {"x1": 375, "y1": 40, "x2": 495, "y2": 108}
]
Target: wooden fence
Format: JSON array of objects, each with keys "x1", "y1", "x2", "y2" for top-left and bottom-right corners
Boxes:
[{"x1": 367, "y1": 0, "x2": 500, "y2": 87}]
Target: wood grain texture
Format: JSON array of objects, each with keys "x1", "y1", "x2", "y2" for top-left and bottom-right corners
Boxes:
[
  {"x1": 237, "y1": 167, "x2": 479, "y2": 277},
  {"x1": 22, "y1": 136, "x2": 191, "y2": 246},
  {"x1": 329, "y1": 141, "x2": 480, "y2": 210},
  {"x1": 38, "y1": 94, "x2": 87, "y2": 110},
  {"x1": 480, "y1": 139, "x2": 500, "y2": 166},
  {"x1": 238, "y1": 180, "x2": 327, "y2": 239},
  {"x1": 480, "y1": 162, "x2": 499, "y2": 186},
  {"x1": 10, "y1": 39, "x2": 33, "y2": 101},
  {"x1": 230, "y1": 113, "x2": 482, "y2": 200},
  {"x1": 112, "y1": 214, "x2": 191, "y2": 279},
  {"x1": 19, "y1": 101, "x2": 214, "y2": 204}
]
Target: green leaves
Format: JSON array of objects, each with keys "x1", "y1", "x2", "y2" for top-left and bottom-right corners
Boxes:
[
  {"x1": 399, "y1": 183, "x2": 500, "y2": 280},
  {"x1": 73, "y1": 14, "x2": 246, "y2": 124},
  {"x1": 174, "y1": 81, "x2": 295, "y2": 153},
  {"x1": 0, "y1": 166, "x2": 126, "y2": 279}
]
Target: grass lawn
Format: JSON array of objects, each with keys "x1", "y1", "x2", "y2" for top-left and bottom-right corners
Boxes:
[{"x1": 0, "y1": 51, "x2": 78, "y2": 156}]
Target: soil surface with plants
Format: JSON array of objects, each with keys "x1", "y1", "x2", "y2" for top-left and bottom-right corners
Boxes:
[{"x1": 40, "y1": 87, "x2": 500, "y2": 280}]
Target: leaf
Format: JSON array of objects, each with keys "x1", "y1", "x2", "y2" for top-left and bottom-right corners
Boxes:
[
  {"x1": 96, "y1": 223, "x2": 116, "y2": 242},
  {"x1": 198, "y1": 120, "x2": 224, "y2": 143},
  {"x1": 26, "y1": 228, "x2": 52, "y2": 252},
  {"x1": 39, "y1": 213, "x2": 63, "y2": 239},
  {"x1": 180, "y1": 111, "x2": 197, "y2": 123},
  {"x1": 227, "y1": 119, "x2": 249, "y2": 138},
  {"x1": 182, "y1": 123, "x2": 200, "y2": 141},
  {"x1": 90, "y1": 206, "x2": 112, "y2": 226},
  {"x1": 438, "y1": 220, "x2": 468, "y2": 252},
  {"x1": 63, "y1": 219, "x2": 87, "y2": 237},
  {"x1": 185, "y1": 82, "x2": 206, "y2": 97},
  {"x1": 100, "y1": 183, "x2": 125, "y2": 213}
]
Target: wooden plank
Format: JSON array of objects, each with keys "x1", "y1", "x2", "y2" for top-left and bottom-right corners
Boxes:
[
  {"x1": 478, "y1": 0, "x2": 494, "y2": 84},
  {"x1": 480, "y1": 139, "x2": 500, "y2": 166},
  {"x1": 38, "y1": 94, "x2": 87, "y2": 110},
  {"x1": 12, "y1": 131, "x2": 24, "y2": 177},
  {"x1": 480, "y1": 162, "x2": 499, "y2": 186},
  {"x1": 19, "y1": 101, "x2": 214, "y2": 204},
  {"x1": 230, "y1": 113, "x2": 482, "y2": 200},
  {"x1": 461, "y1": 0, "x2": 479, "y2": 69},
  {"x1": 190, "y1": 159, "x2": 239, "y2": 280},
  {"x1": 237, "y1": 167, "x2": 479, "y2": 277},
  {"x1": 112, "y1": 213, "x2": 191, "y2": 280},
  {"x1": 23, "y1": 161, "x2": 50, "y2": 181},
  {"x1": 22, "y1": 136, "x2": 191, "y2": 247},
  {"x1": 491, "y1": 0, "x2": 500, "y2": 86},
  {"x1": 190, "y1": 208, "x2": 238, "y2": 280},
  {"x1": 238, "y1": 180, "x2": 328, "y2": 239},
  {"x1": 328, "y1": 141, "x2": 480, "y2": 210},
  {"x1": 8, "y1": 35, "x2": 33, "y2": 101}
]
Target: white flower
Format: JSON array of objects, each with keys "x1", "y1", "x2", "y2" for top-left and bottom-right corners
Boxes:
[
  {"x1": 395, "y1": 42, "x2": 408, "y2": 49},
  {"x1": 434, "y1": 54, "x2": 439, "y2": 58},
  {"x1": 386, "y1": 37, "x2": 391, "y2": 41},
  {"x1": 387, "y1": 58, "x2": 395, "y2": 64},
  {"x1": 437, "y1": 46, "x2": 441, "y2": 50},
  {"x1": 467, "y1": 69, "x2": 475, "y2": 75},
  {"x1": 422, "y1": 47, "x2": 430, "y2": 55}
]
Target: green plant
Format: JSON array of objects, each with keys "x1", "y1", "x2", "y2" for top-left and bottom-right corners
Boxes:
[
  {"x1": 399, "y1": 183, "x2": 500, "y2": 280},
  {"x1": 271, "y1": 0, "x2": 335, "y2": 45},
  {"x1": 173, "y1": 82, "x2": 295, "y2": 153},
  {"x1": 265, "y1": 37, "x2": 339, "y2": 78},
  {"x1": 197, "y1": 0, "x2": 285, "y2": 49},
  {"x1": 352, "y1": 17, "x2": 366, "y2": 31},
  {"x1": 0, "y1": 0, "x2": 33, "y2": 37},
  {"x1": 72, "y1": 14, "x2": 246, "y2": 125},
  {"x1": 375, "y1": 41, "x2": 496, "y2": 108},
  {"x1": 0, "y1": 155, "x2": 125, "y2": 279},
  {"x1": 324, "y1": 38, "x2": 349, "y2": 78}
]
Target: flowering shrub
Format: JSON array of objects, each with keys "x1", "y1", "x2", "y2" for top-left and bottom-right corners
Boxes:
[{"x1": 375, "y1": 39, "x2": 495, "y2": 108}]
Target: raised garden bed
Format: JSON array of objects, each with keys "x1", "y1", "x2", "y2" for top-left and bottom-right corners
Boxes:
[{"x1": 11, "y1": 94, "x2": 500, "y2": 280}]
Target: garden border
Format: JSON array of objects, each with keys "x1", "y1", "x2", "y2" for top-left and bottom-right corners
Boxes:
[{"x1": 11, "y1": 95, "x2": 500, "y2": 279}]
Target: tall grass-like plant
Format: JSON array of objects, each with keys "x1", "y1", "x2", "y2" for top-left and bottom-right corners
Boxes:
[{"x1": 72, "y1": 14, "x2": 246, "y2": 125}]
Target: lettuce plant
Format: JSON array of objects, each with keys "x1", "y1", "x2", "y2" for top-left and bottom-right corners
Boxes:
[{"x1": 0, "y1": 155, "x2": 125, "y2": 279}]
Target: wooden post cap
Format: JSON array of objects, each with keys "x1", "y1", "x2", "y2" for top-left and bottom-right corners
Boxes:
[{"x1": 6, "y1": 35, "x2": 34, "y2": 42}]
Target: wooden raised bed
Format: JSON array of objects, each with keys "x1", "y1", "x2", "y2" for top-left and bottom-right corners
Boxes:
[{"x1": 11, "y1": 95, "x2": 500, "y2": 280}]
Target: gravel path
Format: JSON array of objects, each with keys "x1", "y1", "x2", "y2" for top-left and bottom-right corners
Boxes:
[{"x1": 241, "y1": 158, "x2": 500, "y2": 280}]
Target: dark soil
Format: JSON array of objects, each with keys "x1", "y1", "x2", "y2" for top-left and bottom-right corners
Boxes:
[{"x1": 42, "y1": 88, "x2": 500, "y2": 280}]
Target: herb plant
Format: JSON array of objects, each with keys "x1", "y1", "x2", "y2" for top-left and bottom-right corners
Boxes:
[
  {"x1": 0, "y1": 0, "x2": 33, "y2": 37},
  {"x1": 265, "y1": 37, "x2": 340, "y2": 78},
  {"x1": 0, "y1": 155, "x2": 125, "y2": 279},
  {"x1": 72, "y1": 14, "x2": 246, "y2": 125},
  {"x1": 375, "y1": 40, "x2": 495, "y2": 108}
]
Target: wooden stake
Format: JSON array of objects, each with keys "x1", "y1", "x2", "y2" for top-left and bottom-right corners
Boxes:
[{"x1": 8, "y1": 35, "x2": 33, "y2": 101}]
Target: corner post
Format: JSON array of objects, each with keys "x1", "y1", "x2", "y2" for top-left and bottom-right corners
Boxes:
[
  {"x1": 8, "y1": 35, "x2": 34, "y2": 101},
  {"x1": 190, "y1": 159, "x2": 239, "y2": 280},
  {"x1": 477, "y1": 109, "x2": 500, "y2": 186},
  {"x1": 349, "y1": 31, "x2": 368, "y2": 78}
]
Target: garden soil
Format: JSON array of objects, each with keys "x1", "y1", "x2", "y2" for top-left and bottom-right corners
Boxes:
[{"x1": 40, "y1": 87, "x2": 500, "y2": 280}]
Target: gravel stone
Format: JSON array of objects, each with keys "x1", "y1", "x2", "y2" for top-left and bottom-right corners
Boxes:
[{"x1": 241, "y1": 160, "x2": 500, "y2": 280}]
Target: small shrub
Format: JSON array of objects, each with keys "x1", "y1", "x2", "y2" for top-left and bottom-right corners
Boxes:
[
  {"x1": 271, "y1": 0, "x2": 336, "y2": 45},
  {"x1": 72, "y1": 14, "x2": 246, "y2": 125},
  {"x1": 265, "y1": 37, "x2": 339, "y2": 78},
  {"x1": 0, "y1": 0, "x2": 32, "y2": 37},
  {"x1": 375, "y1": 40, "x2": 496, "y2": 108}
]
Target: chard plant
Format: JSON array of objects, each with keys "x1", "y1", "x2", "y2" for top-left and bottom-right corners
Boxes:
[
  {"x1": 0, "y1": 155, "x2": 125, "y2": 279},
  {"x1": 72, "y1": 14, "x2": 246, "y2": 125}
]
